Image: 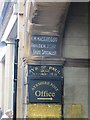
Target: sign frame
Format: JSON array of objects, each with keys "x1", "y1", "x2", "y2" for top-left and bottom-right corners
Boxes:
[
  {"x1": 27, "y1": 77, "x2": 64, "y2": 103},
  {"x1": 27, "y1": 64, "x2": 63, "y2": 78},
  {"x1": 30, "y1": 34, "x2": 63, "y2": 58}
]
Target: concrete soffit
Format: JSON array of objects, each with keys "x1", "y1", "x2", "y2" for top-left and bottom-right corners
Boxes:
[
  {"x1": 31, "y1": 2, "x2": 70, "y2": 35},
  {"x1": 24, "y1": 2, "x2": 70, "y2": 63}
]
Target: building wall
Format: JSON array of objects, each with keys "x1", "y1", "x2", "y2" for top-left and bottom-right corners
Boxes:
[
  {"x1": 63, "y1": 2, "x2": 88, "y2": 118},
  {"x1": 22, "y1": 2, "x2": 88, "y2": 119},
  {"x1": 63, "y1": 2, "x2": 88, "y2": 59},
  {"x1": 0, "y1": 1, "x2": 87, "y2": 118}
]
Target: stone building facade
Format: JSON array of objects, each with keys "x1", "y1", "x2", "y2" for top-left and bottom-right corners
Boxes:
[{"x1": 0, "y1": 1, "x2": 88, "y2": 119}]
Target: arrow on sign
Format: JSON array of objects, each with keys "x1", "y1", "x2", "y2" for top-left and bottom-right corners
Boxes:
[{"x1": 37, "y1": 98, "x2": 53, "y2": 100}]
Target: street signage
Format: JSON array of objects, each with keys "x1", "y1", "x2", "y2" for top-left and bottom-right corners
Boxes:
[
  {"x1": 28, "y1": 65, "x2": 63, "y2": 78},
  {"x1": 31, "y1": 35, "x2": 60, "y2": 56},
  {"x1": 27, "y1": 77, "x2": 63, "y2": 103}
]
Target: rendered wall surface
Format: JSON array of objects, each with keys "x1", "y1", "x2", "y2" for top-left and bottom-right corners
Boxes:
[
  {"x1": 26, "y1": 2, "x2": 88, "y2": 119},
  {"x1": 64, "y1": 67, "x2": 88, "y2": 118},
  {"x1": 63, "y1": 3, "x2": 88, "y2": 118},
  {"x1": 63, "y1": 3, "x2": 88, "y2": 59}
]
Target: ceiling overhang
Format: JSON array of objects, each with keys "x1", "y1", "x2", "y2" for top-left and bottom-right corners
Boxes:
[{"x1": 31, "y1": 2, "x2": 70, "y2": 35}]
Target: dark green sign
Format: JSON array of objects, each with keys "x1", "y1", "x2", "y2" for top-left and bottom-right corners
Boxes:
[
  {"x1": 27, "y1": 77, "x2": 63, "y2": 103},
  {"x1": 28, "y1": 65, "x2": 63, "y2": 78}
]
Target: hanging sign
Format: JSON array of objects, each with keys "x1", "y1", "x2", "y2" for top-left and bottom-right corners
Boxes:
[
  {"x1": 27, "y1": 77, "x2": 63, "y2": 103},
  {"x1": 31, "y1": 35, "x2": 60, "y2": 56}
]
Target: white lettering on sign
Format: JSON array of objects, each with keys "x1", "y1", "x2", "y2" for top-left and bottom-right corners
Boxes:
[
  {"x1": 32, "y1": 50, "x2": 57, "y2": 56},
  {"x1": 32, "y1": 43, "x2": 56, "y2": 49},
  {"x1": 35, "y1": 90, "x2": 55, "y2": 98},
  {"x1": 32, "y1": 43, "x2": 46, "y2": 48},
  {"x1": 32, "y1": 36, "x2": 58, "y2": 43},
  {"x1": 31, "y1": 35, "x2": 60, "y2": 56},
  {"x1": 42, "y1": 50, "x2": 56, "y2": 55},
  {"x1": 32, "y1": 50, "x2": 41, "y2": 55}
]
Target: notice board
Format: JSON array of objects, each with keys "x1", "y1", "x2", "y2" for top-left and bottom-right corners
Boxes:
[{"x1": 31, "y1": 35, "x2": 61, "y2": 57}]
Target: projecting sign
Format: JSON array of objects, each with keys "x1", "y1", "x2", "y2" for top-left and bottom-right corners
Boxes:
[
  {"x1": 28, "y1": 65, "x2": 63, "y2": 78},
  {"x1": 31, "y1": 35, "x2": 60, "y2": 56},
  {"x1": 27, "y1": 78, "x2": 63, "y2": 103}
]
